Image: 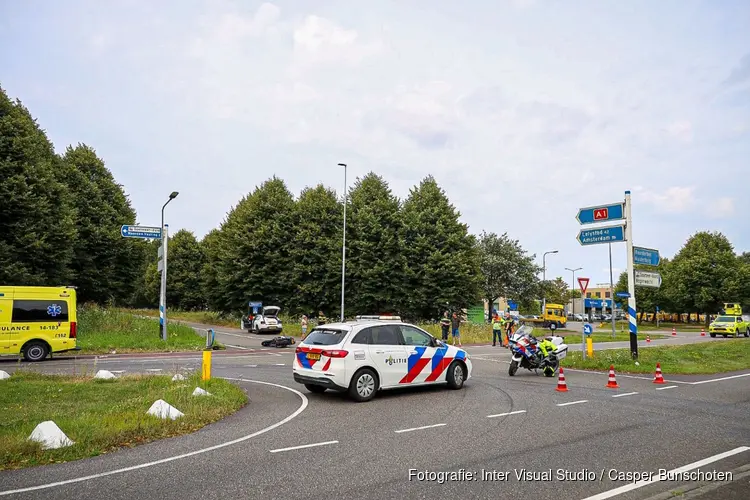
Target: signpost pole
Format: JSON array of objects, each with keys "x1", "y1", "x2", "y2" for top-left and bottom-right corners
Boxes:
[
  {"x1": 160, "y1": 224, "x2": 168, "y2": 341},
  {"x1": 624, "y1": 191, "x2": 638, "y2": 359},
  {"x1": 609, "y1": 242, "x2": 616, "y2": 339},
  {"x1": 582, "y1": 323, "x2": 586, "y2": 359}
]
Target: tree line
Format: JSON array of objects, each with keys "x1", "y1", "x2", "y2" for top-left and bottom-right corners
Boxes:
[
  {"x1": 2, "y1": 86, "x2": 747, "y2": 323},
  {"x1": 614, "y1": 232, "x2": 750, "y2": 324}
]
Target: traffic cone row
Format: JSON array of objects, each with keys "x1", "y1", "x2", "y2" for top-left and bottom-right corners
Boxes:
[
  {"x1": 672, "y1": 327, "x2": 677, "y2": 336},
  {"x1": 701, "y1": 328, "x2": 705, "y2": 336},
  {"x1": 550, "y1": 363, "x2": 667, "y2": 390},
  {"x1": 646, "y1": 335, "x2": 651, "y2": 343}
]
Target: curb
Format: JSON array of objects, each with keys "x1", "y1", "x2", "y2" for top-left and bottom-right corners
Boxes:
[{"x1": 52, "y1": 349, "x2": 278, "y2": 360}]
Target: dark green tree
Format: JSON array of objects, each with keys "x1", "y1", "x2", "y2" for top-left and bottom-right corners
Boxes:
[
  {"x1": 476, "y1": 231, "x2": 541, "y2": 316},
  {"x1": 345, "y1": 173, "x2": 408, "y2": 316},
  {"x1": 145, "y1": 229, "x2": 205, "y2": 310},
  {"x1": 0, "y1": 87, "x2": 77, "y2": 285},
  {"x1": 399, "y1": 176, "x2": 481, "y2": 319},
  {"x1": 540, "y1": 277, "x2": 572, "y2": 305},
  {"x1": 614, "y1": 257, "x2": 673, "y2": 322},
  {"x1": 214, "y1": 177, "x2": 296, "y2": 312},
  {"x1": 664, "y1": 232, "x2": 746, "y2": 326},
  {"x1": 61, "y1": 144, "x2": 143, "y2": 304},
  {"x1": 200, "y1": 228, "x2": 223, "y2": 311},
  {"x1": 289, "y1": 185, "x2": 343, "y2": 317}
]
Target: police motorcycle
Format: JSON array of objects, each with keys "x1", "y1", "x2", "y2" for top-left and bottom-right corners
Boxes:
[{"x1": 508, "y1": 325, "x2": 568, "y2": 377}]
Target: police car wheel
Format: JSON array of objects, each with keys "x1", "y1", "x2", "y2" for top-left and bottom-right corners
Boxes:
[
  {"x1": 349, "y1": 368, "x2": 378, "y2": 402},
  {"x1": 446, "y1": 361, "x2": 465, "y2": 389},
  {"x1": 23, "y1": 341, "x2": 49, "y2": 362}
]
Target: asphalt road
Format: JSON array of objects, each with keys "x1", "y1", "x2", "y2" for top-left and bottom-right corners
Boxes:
[{"x1": 1, "y1": 340, "x2": 749, "y2": 500}]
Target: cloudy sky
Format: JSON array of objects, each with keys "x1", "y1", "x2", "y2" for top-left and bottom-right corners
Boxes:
[{"x1": 2, "y1": 0, "x2": 748, "y2": 287}]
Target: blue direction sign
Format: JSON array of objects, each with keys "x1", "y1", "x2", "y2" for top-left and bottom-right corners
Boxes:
[
  {"x1": 121, "y1": 225, "x2": 161, "y2": 239},
  {"x1": 577, "y1": 225, "x2": 625, "y2": 245},
  {"x1": 616, "y1": 291, "x2": 630, "y2": 298},
  {"x1": 633, "y1": 246, "x2": 660, "y2": 266},
  {"x1": 576, "y1": 202, "x2": 624, "y2": 225},
  {"x1": 583, "y1": 323, "x2": 593, "y2": 336}
]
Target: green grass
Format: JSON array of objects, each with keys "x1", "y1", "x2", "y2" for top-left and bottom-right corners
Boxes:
[
  {"x1": 128, "y1": 308, "x2": 241, "y2": 329},
  {"x1": 78, "y1": 305, "x2": 215, "y2": 354},
  {"x1": 0, "y1": 370, "x2": 247, "y2": 470},
  {"x1": 560, "y1": 332, "x2": 667, "y2": 344},
  {"x1": 560, "y1": 338, "x2": 750, "y2": 374}
]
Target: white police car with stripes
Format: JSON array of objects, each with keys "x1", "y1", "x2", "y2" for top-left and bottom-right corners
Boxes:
[{"x1": 293, "y1": 315, "x2": 472, "y2": 402}]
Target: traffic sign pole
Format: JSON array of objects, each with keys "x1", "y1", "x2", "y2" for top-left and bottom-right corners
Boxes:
[
  {"x1": 159, "y1": 224, "x2": 168, "y2": 341},
  {"x1": 624, "y1": 191, "x2": 638, "y2": 359}
]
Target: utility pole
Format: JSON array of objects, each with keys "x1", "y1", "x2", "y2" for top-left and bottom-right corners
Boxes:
[
  {"x1": 565, "y1": 267, "x2": 582, "y2": 317},
  {"x1": 542, "y1": 250, "x2": 558, "y2": 315},
  {"x1": 624, "y1": 190, "x2": 638, "y2": 359},
  {"x1": 159, "y1": 191, "x2": 179, "y2": 340},
  {"x1": 338, "y1": 163, "x2": 347, "y2": 322},
  {"x1": 609, "y1": 242, "x2": 616, "y2": 339}
]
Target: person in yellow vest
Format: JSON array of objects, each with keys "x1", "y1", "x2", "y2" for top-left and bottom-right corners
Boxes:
[{"x1": 492, "y1": 314, "x2": 504, "y2": 346}]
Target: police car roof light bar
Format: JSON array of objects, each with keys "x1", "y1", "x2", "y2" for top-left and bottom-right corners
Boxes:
[{"x1": 355, "y1": 315, "x2": 402, "y2": 321}]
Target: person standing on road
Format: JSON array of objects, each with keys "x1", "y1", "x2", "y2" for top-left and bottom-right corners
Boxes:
[
  {"x1": 440, "y1": 311, "x2": 451, "y2": 341},
  {"x1": 504, "y1": 313, "x2": 515, "y2": 347},
  {"x1": 492, "y1": 314, "x2": 504, "y2": 346},
  {"x1": 301, "y1": 315, "x2": 308, "y2": 339},
  {"x1": 451, "y1": 312, "x2": 462, "y2": 347}
]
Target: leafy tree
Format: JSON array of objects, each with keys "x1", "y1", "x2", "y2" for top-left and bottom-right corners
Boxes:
[
  {"x1": 345, "y1": 173, "x2": 408, "y2": 316},
  {"x1": 399, "y1": 176, "x2": 481, "y2": 320},
  {"x1": 200, "y1": 229, "x2": 223, "y2": 311},
  {"x1": 740, "y1": 252, "x2": 750, "y2": 265},
  {"x1": 144, "y1": 229, "x2": 205, "y2": 310},
  {"x1": 665, "y1": 232, "x2": 746, "y2": 325},
  {"x1": 614, "y1": 257, "x2": 673, "y2": 322},
  {"x1": 0, "y1": 87, "x2": 77, "y2": 285},
  {"x1": 289, "y1": 185, "x2": 343, "y2": 317},
  {"x1": 476, "y1": 231, "x2": 541, "y2": 317},
  {"x1": 61, "y1": 144, "x2": 142, "y2": 304},
  {"x1": 214, "y1": 177, "x2": 296, "y2": 313},
  {"x1": 540, "y1": 277, "x2": 571, "y2": 305}
]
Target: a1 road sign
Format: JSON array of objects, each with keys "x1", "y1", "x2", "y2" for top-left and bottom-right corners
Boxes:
[
  {"x1": 121, "y1": 225, "x2": 161, "y2": 239},
  {"x1": 577, "y1": 225, "x2": 625, "y2": 245},
  {"x1": 634, "y1": 246, "x2": 660, "y2": 266},
  {"x1": 578, "y1": 277, "x2": 590, "y2": 295},
  {"x1": 635, "y1": 270, "x2": 661, "y2": 288},
  {"x1": 576, "y1": 202, "x2": 625, "y2": 225}
]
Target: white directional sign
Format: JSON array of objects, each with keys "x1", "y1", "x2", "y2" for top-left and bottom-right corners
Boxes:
[{"x1": 635, "y1": 270, "x2": 661, "y2": 288}]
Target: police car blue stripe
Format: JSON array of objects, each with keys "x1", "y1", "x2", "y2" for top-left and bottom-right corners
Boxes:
[
  {"x1": 407, "y1": 347, "x2": 426, "y2": 372},
  {"x1": 431, "y1": 346, "x2": 448, "y2": 372}
]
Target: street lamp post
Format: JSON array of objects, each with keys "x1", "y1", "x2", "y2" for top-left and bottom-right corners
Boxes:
[
  {"x1": 565, "y1": 267, "x2": 582, "y2": 317},
  {"x1": 338, "y1": 163, "x2": 347, "y2": 322},
  {"x1": 542, "y1": 250, "x2": 558, "y2": 315},
  {"x1": 159, "y1": 191, "x2": 179, "y2": 340}
]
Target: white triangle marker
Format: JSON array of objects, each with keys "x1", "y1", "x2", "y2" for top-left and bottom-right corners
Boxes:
[
  {"x1": 0, "y1": 370, "x2": 10, "y2": 380},
  {"x1": 146, "y1": 400, "x2": 184, "y2": 420},
  {"x1": 172, "y1": 374, "x2": 186, "y2": 381},
  {"x1": 28, "y1": 421, "x2": 74, "y2": 449},
  {"x1": 192, "y1": 387, "x2": 212, "y2": 396},
  {"x1": 94, "y1": 370, "x2": 116, "y2": 379}
]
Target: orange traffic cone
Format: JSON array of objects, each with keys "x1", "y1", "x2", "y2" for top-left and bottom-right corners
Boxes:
[
  {"x1": 606, "y1": 365, "x2": 619, "y2": 388},
  {"x1": 653, "y1": 363, "x2": 665, "y2": 384},
  {"x1": 646, "y1": 335, "x2": 651, "y2": 343},
  {"x1": 556, "y1": 367, "x2": 569, "y2": 392},
  {"x1": 701, "y1": 328, "x2": 705, "y2": 336},
  {"x1": 672, "y1": 327, "x2": 676, "y2": 336}
]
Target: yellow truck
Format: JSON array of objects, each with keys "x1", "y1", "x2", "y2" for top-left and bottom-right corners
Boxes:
[
  {"x1": 709, "y1": 304, "x2": 750, "y2": 338},
  {"x1": 520, "y1": 303, "x2": 568, "y2": 331},
  {"x1": 0, "y1": 286, "x2": 80, "y2": 361}
]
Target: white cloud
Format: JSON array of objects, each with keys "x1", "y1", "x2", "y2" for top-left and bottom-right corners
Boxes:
[
  {"x1": 709, "y1": 197, "x2": 735, "y2": 218},
  {"x1": 639, "y1": 186, "x2": 696, "y2": 214},
  {"x1": 665, "y1": 120, "x2": 693, "y2": 142}
]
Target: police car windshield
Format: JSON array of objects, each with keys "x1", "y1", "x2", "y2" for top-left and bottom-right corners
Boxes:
[
  {"x1": 303, "y1": 329, "x2": 347, "y2": 345},
  {"x1": 715, "y1": 316, "x2": 736, "y2": 322}
]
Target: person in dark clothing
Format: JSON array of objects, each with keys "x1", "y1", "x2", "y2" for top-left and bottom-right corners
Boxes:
[
  {"x1": 451, "y1": 312, "x2": 462, "y2": 347},
  {"x1": 440, "y1": 312, "x2": 451, "y2": 340}
]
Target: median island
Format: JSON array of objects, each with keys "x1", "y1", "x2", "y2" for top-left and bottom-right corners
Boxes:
[
  {"x1": 560, "y1": 338, "x2": 750, "y2": 374},
  {"x1": 0, "y1": 371, "x2": 247, "y2": 470}
]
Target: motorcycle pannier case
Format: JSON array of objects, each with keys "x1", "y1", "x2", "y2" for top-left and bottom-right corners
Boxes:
[{"x1": 555, "y1": 345, "x2": 568, "y2": 360}]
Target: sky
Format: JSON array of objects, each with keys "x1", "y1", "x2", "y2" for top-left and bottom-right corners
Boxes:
[{"x1": 1, "y1": 0, "x2": 749, "y2": 287}]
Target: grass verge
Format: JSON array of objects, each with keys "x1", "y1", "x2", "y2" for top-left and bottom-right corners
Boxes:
[
  {"x1": 559, "y1": 332, "x2": 667, "y2": 344},
  {"x1": 560, "y1": 338, "x2": 750, "y2": 375},
  {"x1": 79, "y1": 305, "x2": 215, "y2": 354},
  {"x1": 127, "y1": 308, "x2": 241, "y2": 329},
  {"x1": 0, "y1": 370, "x2": 248, "y2": 470}
]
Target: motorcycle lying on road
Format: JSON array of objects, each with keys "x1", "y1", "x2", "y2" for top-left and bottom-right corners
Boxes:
[{"x1": 508, "y1": 325, "x2": 568, "y2": 377}]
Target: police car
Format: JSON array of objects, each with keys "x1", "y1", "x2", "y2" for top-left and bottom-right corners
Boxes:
[{"x1": 292, "y1": 315, "x2": 472, "y2": 402}]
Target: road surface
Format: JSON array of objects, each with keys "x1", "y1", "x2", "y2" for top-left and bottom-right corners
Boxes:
[{"x1": 1, "y1": 340, "x2": 748, "y2": 500}]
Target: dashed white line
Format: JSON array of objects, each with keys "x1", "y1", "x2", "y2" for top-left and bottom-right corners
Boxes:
[
  {"x1": 487, "y1": 410, "x2": 526, "y2": 418},
  {"x1": 224, "y1": 344, "x2": 249, "y2": 350},
  {"x1": 611, "y1": 392, "x2": 638, "y2": 398},
  {"x1": 395, "y1": 423, "x2": 447, "y2": 433},
  {"x1": 556, "y1": 400, "x2": 588, "y2": 407},
  {"x1": 246, "y1": 364, "x2": 258, "y2": 368},
  {"x1": 579, "y1": 446, "x2": 750, "y2": 500},
  {"x1": 689, "y1": 373, "x2": 750, "y2": 385},
  {"x1": 275, "y1": 363, "x2": 286, "y2": 366},
  {"x1": 655, "y1": 385, "x2": 678, "y2": 391},
  {"x1": 269, "y1": 440, "x2": 338, "y2": 453}
]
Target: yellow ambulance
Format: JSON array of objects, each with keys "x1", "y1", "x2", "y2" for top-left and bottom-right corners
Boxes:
[{"x1": 0, "y1": 286, "x2": 80, "y2": 361}]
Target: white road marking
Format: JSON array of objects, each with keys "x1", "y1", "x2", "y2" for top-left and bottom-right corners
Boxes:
[
  {"x1": 655, "y1": 385, "x2": 678, "y2": 390},
  {"x1": 275, "y1": 363, "x2": 285, "y2": 366},
  {"x1": 563, "y1": 368, "x2": 693, "y2": 384},
  {"x1": 224, "y1": 344, "x2": 249, "y2": 350},
  {"x1": 487, "y1": 410, "x2": 526, "y2": 418},
  {"x1": 0, "y1": 379, "x2": 309, "y2": 496},
  {"x1": 689, "y1": 372, "x2": 750, "y2": 385},
  {"x1": 556, "y1": 400, "x2": 588, "y2": 407},
  {"x1": 395, "y1": 423, "x2": 447, "y2": 433},
  {"x1": 269, "y1": 440, "x2": 338, "y2": 453},
  {"x1": 579, "y1": 446, "x2": 750, "y2": 500},
  {"x1": 246, "y1": 365, "x2": 258, "y2": 368},
  {"x1": 611, "y1": 392, "x2": 638, "y2": 398},
  {"x1": 145, "y1": 369, "x2": 162, "y2": 372}
]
